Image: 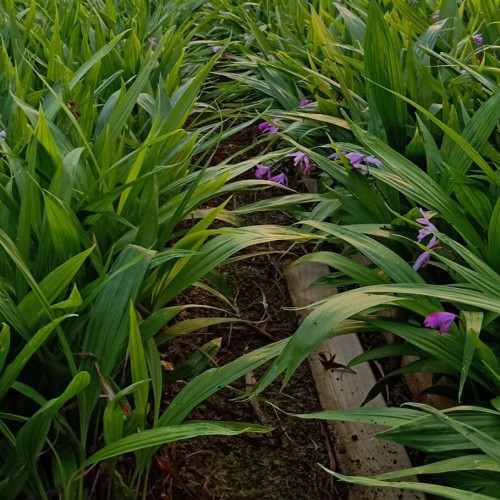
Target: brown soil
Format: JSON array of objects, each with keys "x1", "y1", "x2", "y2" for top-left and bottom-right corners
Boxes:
[
  {"x1": 146, "y1": 126, "x2": 342, "y2": 499},
  {"x1": 146, "y1": 122, "x2": 414, "y2": 499},
  {"x1": 148, "y1": 194, "x2": 341, "y2": 499}
]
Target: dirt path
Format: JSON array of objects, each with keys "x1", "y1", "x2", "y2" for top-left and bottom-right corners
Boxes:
[{"x1": 148, "y1": 129, "x2": 342, "y2": 499}]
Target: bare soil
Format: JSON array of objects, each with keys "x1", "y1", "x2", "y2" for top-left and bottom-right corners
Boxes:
[
  {"x1": 148, "y1": 194, "x2": 341, "y2": 499},
  {"x1": 146, "y1": 123, "x2": 413, "y2": 499}
]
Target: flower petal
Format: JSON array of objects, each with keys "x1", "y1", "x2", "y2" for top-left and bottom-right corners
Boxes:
[
  {"x1": 413, "y1": 251, "x2": 431, "y2": 271},
  {"x1": 299, "y1": 99, "x2": 313, "y2": 107},
  {"x1": 366, "y1": 156, "x2": 382, "y2": 167},
  {"x1": 345, "y1": 152, "x2": 365, "y2": 165},
  {"x1": 423, "y1": 312, "x2": 457, "y2": 334},
  {"x1": 269, "y1": 173, "x2": 288, "y2": 186},
  {"x1": 255, "y1": 165, "x2": 271, "y2": 179}
]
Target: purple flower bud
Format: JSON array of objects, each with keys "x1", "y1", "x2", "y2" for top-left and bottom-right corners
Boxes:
[
  {"x1": 255, "y1": 164, "x2": 271, "y2": 179},
  {"x1": 424, "y1": 311, "x2": 457, "y2": 334},
  {"x1": 345, "y1": 152, "x2": 365, "y2": 165},
  {"x1": 0, "y1": 130, "x2": 6, "y2": 138},
  {"x1": 472, "y1": 34, "x2": 483, "y2": 48},
  {"x1": 413, "y1": 235, "x2": 438, "y2": 271},
  {"x1": 213, "y1": 45, "x2": 223, "y2": 53},
  {"x1": 287, "y1": 151, "x2": 311, "y2": 175},
  {"x1": 243, "y1": 34, "x2": 251, "y2": 42},
  {"x1": 299, "y1": 99, "x2": 313, "y2": 108},
  {"x1": 269, "y1": 172, "x2": 288, "y2": 186},
  {"x1": 413, "y1": 251, "x2": 431, "y2": 271},
  {"x1": 433, "y1": 10, "x2": 440, "y2": 21},
  {"x1": 416, "y1": 208, "x2": 438, "y2": 243},
  {"x1": 258, "y1": 121, "x2": 279, "y2": 136},
  {"x1": 366, "y1": 156, "x2": 382, "y2": 167},
  {"x1": 147, "y1": 37, "x2": 158, "y2": 47},
  {"x1": 330, "y1": 150, "x2": 382, "y2": 174}
]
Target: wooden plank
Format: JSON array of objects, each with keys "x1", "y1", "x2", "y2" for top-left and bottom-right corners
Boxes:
[
  {"x1": 285, "y1": 261, "x2": 425, "y2": 500},
  {"x1": 401, "y1": 356, "x2": 456, "y2": 409}
]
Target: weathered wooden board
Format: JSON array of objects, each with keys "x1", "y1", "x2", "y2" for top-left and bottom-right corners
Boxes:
[
  {"x1": 285, "y1": 261, "x2": 425, "y2": 500},
  {"x1": 401, "y1": 356, "x2": 456, "y2": 409}
]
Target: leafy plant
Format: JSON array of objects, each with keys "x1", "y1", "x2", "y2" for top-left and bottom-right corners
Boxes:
[
  {"x1": 199, "y1": 0, "x2": 500, "y2": 497},
  {"x1": 0, "y1": 1, "x2": 319, "y2": 497}
]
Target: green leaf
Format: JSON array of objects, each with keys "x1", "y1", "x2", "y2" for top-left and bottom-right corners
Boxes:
[
  {"x1": 448, "y1": 169, "x2": 492, "y2": 231},
  {"x1": 160, "y1": 338, "x2": 288, "y2": 426},
  {"x1": 153, "y1": 226, "x2": 317, "y2": 309},
  {"x1": 369, "y1": 88, "x2": 500, "y2": 189},
  {"x1": 324, "y1": 469, "x2": 495, "y2": 500},
  {"x1": 348, "y1": 123, "x2": 485, "y2": 251},
  {"x1": 0, "y1": 315, "x2": 75, "y2": 403},
  {"x1": 43, "y1": 192, "x2": 86, "y2": 261},
  {"x1": 128, "y1": 303, "x2": 149, "y2": 420},
  {"x1": 413, "y1": 404, "x2": 500, "y2": 462},
  {"x1": 374, "y1": 454, "x2": 500, "y2": 480},
  {"x1": 17, "y1": 246, "x2": 94, "y2": 329},
  {"x1": 163, "y1": 337, "x2": 221, "y2": 384},
  {"x1": 301, "y1": 221, "x2": 425, "y2": 284},
  {"x1": 379, "y1": 407, "x2": 500, "y2": 452},
  {"x1": 443, "y1": 90, "x2": 500, "y2": 192},
  {"x1": 43, "y1": 32, "x2": 129, "y2": 120},
  {"x1": 145, "y1": 339, "x2": 163, "y2": 425},
  {"x1": 0, "y1": 324, "x2": 10, "y2": 374},
  {"x1": 82, "y1": 246, "x2": 152, "y2": 377},
  {"x1": 80, "y1": 246, "x2": 152, "y2": 430},
  {"x1": 253, "y1": 291, "x2": 399, "y2": 396},
  {"x1": 365, "y1": 0, "x2": 407, "y2": 150},
  {"x1": 348, "y1": 342, "x2": 420, "y2": 367},
  {"x1": 294, "y1": 407, "x2": 422, "y2": 427},
  {"x1": 84, "y1": 421, "x2": 272, "y2": 466},
  {"x1": 103, "y1": 380, "x2": 149, "y2": 446},
  {"x1": 459, "y1": 312, "x2": 483, "y2": 402},
  {"x1": 488, "y1": 198, "x2": 500, "y2": 273},
  {"x1": 16, "y1": 372, "x2": 90, "y2": 472}
]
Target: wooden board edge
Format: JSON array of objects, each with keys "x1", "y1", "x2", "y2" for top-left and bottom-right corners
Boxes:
[{"x1": 284, "y1": 260, "x2": 426, "y2": 500}]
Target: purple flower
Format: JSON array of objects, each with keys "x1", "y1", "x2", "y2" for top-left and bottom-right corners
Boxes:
[
  {"x1": 299, "y1": 99, "x2": 313, "y2": 108},
  {"x1": 472, "y1": 34, "x2": 483, "y2": 48},
  {"x1": 329, "y1": 150, "x2": 382, "y2": 174},
  {"x1": 413, "y1": 250, "x2": 431, "y2": 271},
  {"x1": 269, "y1": 172, "x2": 288, "y2": 186},
  {"x1": 258, "y1": 121, "x2": 279, "y2": 136},
  {"x1": 413, "y1": 236, "x2": 438, "y2": 271},
  {"x1": 413, "y1": 208, "x2": 440, "y2": 271},
  {"x1": 255, "y1": 164, "x2": 271, "y2": 179},
  {"x1": 345, "y1": 152, "x2": 366, "y2": 165},
  {"x1": 147, "y1": 37, "x2": 157, "y2": 47},
  {"x1": 0, "y1": 130, "x2": 6, "y2": 138},
  {"x1": 287, "y1": 151, "x2": 311, "y2": 175},
  {"x1": 243, "y1": 34, "x2": 251, "y2": 42},
  {"x1": 433, "y1": 10, "x2": 440, "y2": 21},
  {"x1": 416, "y1": 208, "x2": 438, "y2": 243},
  {"x1": 213, "y1": 45, "x2": 223, "y2": 53},
  {"x1": 424, "y1": 312, "x2": 457, "y2": 334}
]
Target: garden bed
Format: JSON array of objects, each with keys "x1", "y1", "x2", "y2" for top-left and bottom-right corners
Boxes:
[
  {"x1": 146, "y1": 132, "x2": 421, "y2": 499},
  {"x1": 2, "y1": 2, "x2": 498, "y2": 499}
]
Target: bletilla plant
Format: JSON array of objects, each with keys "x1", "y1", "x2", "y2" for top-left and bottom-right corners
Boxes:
[
  {"x1": 199, "y1": 0, "x2": 500, "y2": 497},
  {"x1": 0, "y1": 0, "x2": 499, "y2": 498},
  {"x1": 0, "y1": 1, "x2": 317, "y2": 498}
]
